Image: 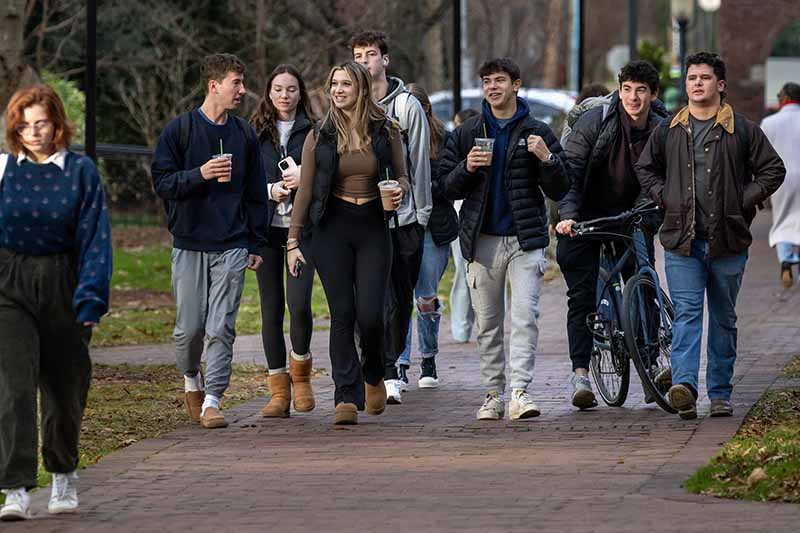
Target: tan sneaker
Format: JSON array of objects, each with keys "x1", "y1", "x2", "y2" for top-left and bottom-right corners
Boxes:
[
  {"x1": 365, "y1": 380, "x2": 386, "y2": 415},
  {"x1": 333, "y1": 403, "x2": 358, "y2": 425},
  {"x1": 261, "y1": 373, "x2": 291, "y2": 418},
  {"x1": 184, "y1": 390, "x2": 204, "y2": 423},
  {"x1": 200, "y1": 406, "x2": 228, "y2": 429}
]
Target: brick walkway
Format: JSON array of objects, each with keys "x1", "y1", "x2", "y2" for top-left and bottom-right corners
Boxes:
[{"x1": 13, "y1": 212, "x2": 800, "y2": 531}]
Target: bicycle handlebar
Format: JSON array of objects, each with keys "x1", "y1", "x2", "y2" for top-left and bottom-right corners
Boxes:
[{"x1": 572, "y1": 202, "x2": 660, "y2": 237}]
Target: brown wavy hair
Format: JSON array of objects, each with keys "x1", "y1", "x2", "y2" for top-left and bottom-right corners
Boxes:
[
  {"x1": 250, "y1": 64, "x2": 315, "y2": 148},
  {"x1": 6, "y1": 84, "x2": 73, "y2": 156},
  {"x1": 321, "y1": 62, "x2": 388, "y2": 154},
  {"x1": 406, "y1": 83, "x2": 445, "y2": 159}
]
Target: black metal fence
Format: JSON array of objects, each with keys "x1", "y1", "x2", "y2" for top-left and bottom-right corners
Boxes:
[{"x1": 73, "y1": 143, "x2": 163, "y2": 226}]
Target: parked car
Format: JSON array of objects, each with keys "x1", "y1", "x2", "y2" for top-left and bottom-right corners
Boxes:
[{"x1": 429, "y1": 87, "x2": 576, "y2": 134}]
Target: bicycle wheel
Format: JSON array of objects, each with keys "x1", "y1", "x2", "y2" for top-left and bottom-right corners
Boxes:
[
  {"x1": 622, "y1": 273, "x2": 677, "y2": 413},
  {"x1": 589, "y1": 268, "x2": 630, "y2": 406}
]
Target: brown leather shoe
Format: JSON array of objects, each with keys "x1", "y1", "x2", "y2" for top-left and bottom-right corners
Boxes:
[
  {"x1": 261, "y1": 372, "x2": 291, "y2": 418},
  {"x1": 333, "y1": 403, "x2": 358, "y2": 425},
  {"x1": 184, "y1": 390, "x2": 204, "y2": 423},
  {"x1": 289, "y1": 354, "x2": 315, "y2": 412},
  {"x1": 200, "y1": 406, "x2": 228, "y2": 429},
  {"x1": 365, "y1": 379, "x2": 386, "y2": 415}
]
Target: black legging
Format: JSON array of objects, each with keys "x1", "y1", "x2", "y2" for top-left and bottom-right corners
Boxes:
[
  {"x1": 312, "y1": 197, "x2": 391, "y2": 409},
  {"x1": 256, "y1": 226, "x2": 315, "y2": 370}
]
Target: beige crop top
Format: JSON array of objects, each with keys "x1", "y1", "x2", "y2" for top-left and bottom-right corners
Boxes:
[{"x1": 288, "y1": 126, "x2": 410, "y2": 239}]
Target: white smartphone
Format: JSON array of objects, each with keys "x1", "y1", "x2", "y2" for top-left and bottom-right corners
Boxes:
[{"x1": 278, "y1": 156, "x2": 298, "y2": 174}]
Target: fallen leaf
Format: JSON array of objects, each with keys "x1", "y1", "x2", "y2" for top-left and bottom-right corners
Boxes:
[{"x1": 747, "y1": 467, "x2": 768, "y2": 487}]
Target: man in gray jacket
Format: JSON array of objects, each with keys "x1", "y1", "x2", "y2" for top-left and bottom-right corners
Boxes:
[{"x1": 352, "y1": 30, "x2": 432, "y2": 404}]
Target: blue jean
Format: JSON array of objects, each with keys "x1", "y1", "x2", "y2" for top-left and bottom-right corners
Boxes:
[
  {"x1": 776, "y1": 242, "x2": 800, "y2": 264},
  {"x1": 398, "y1": 229, "x2": 451, "y2": 366},
  {"x1": 664, "y1": 240, "x2": 747, "y2": 400},
  {"x1": 449, "y1": 238, "x2": 474, "y2": 343}
]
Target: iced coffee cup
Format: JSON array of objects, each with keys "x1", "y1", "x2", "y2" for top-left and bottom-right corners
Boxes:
[
  {"x1": 474, "y1": 137, "x2": 494, "y2": 166},
  {"x1": 378, "y1": 179, "x2": 401, "y2": 211},
  {"x1": 212, "y1": 153, "x2": 233, "y2": 182}
]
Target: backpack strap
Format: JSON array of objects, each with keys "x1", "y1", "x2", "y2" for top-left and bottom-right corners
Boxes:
[{"x1": 177, "y1": 111, "x2": 192, "y2": 166}]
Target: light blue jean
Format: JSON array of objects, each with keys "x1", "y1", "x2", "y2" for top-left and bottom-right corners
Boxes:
[
  {"x1": 398, "y1": 229, "x2": 451, "y2": 366},
  {"x1": 776, "y1": 242, "x2": 800, "y2": 264},
  {"x1": 664, "y1": 240, "x2": 748, "y2": 401},
  {"x1": 449, "y1": 237, "x2": 474, "y2": 343}
]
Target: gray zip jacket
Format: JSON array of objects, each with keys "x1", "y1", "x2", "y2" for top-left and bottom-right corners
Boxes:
[{"x1": 379, "y1": 76, "x2": 432, "y2": 227}]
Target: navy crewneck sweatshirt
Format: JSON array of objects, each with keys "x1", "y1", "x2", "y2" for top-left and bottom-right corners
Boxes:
[
  {"x1": 151, "y1": 108, "x2": 268, "y2": 253},
  {"x1": 0, "y1": 151, "x2": 112, "y2": 323}
]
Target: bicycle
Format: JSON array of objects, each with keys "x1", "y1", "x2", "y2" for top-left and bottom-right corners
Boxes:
[{"x1": 573, "y1": 202, "x2": 677, "y2": 413}]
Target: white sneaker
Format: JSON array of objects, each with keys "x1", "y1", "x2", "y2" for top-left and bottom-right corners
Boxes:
[
  {"x1": 48, "y1": 471, "x2": 79, "y2": 514},
  {"x1": 476, "y1": 391, "x2": 505, "y2": 420},
  {"x1": 0, "y1": 487, "x2": 31, "y2": 521},
  {"x1": 509, "y1": 389, "x2": 541, "y2": 420},
  {"x1": 385, "y1": 379, "x2": 402, "y2": 404}
]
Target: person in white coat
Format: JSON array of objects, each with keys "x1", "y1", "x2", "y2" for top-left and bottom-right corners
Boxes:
[{"x1": 762, "y1": 82, "x2": 800, "y2": 288}]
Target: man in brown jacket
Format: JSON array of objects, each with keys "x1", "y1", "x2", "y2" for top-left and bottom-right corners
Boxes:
[{"x1": 636, "y1": 52, "x2": 785, "y2": 420}]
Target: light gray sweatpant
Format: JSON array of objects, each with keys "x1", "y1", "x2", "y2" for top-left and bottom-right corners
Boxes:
[
  {"x1": 465, "y1": 235, "x2": 546, "y2": 393},
  {"x1": 172, "y1": 247, "x2": 248, "y2": 399}
]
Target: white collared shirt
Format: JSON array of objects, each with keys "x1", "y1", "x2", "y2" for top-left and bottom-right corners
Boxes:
[{"x1": 16, "y1": 149, "x2": 68, "y2": 170}]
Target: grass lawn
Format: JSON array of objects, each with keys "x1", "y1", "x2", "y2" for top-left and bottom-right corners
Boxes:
[
  {"x1": 685, "y1": 355, "x2": 800, "y2": 503},
  {"x1": 96, "y1": 228, "x2": 558, "y2": 347},
  {"x1": 95, "y1": 243, "x2": 458, "y2": 347},
  {"x1": 0, "y1": 363, "x2": 269, "y2": 504}
]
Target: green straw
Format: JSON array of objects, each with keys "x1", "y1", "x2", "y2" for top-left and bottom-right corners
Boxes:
[
  {"x1": 219, "y1": 139, "x2": 224, "y2": 155},
  {"x1": 483, "y1": 123, "x2": 487, "y2": 138}
]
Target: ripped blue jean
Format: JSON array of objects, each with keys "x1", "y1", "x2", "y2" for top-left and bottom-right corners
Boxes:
[{"x1": 398, "y1": 229, "x2": 451, "y2": 366}]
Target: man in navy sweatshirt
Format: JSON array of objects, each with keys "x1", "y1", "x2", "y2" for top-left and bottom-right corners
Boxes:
[{"x1": 151, "y1": 53, "x2": 267, "y2": 429}]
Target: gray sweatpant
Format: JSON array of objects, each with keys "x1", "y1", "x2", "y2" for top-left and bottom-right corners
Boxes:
[
  {"x1": 465, "y1": 235, "x2": 546, "y2": 392},
  {"x1": 172, "y1": 248, "x2": 248, "y2": 399}
]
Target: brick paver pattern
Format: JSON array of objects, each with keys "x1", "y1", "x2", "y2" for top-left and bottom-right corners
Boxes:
[{"x1": 13, "y1": 213, "x2": 800, "y2": 531}]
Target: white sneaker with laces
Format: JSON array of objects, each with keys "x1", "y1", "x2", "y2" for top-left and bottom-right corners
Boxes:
[
  {"x1": 48, "y1": 471, "x2": 79, "y2": 514},
  {"x1": 0, "y1": 487, "x2": 31, "y2": 521},
  {"x1": 385, "y1": 379, "x2": 402, "y2": 404},
  {"x1": 476, "y1": 391, "x2": 505, "y2": 420},
  {"x1": 509, "y1": 389, "x2": 541, "y2": 420}
]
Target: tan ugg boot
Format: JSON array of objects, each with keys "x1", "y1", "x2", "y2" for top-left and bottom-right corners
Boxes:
[
  {"x1": 333, "y1": 403, "x2": 358, "y2": 425},
  {"x1": 261, "y1": 373, "x2": 291, "y2": 418},
  {"x1": 365, "y1": 379, "x2": 386, "y2": 415},
  {"x1": 184, "y1": 391, "x2": 204, "y2": 423},
  {"x1": 289, "y1": 353, "x2": 315, "y2": 412}
]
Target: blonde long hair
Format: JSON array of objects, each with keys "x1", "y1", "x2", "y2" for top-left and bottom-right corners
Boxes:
[{"x1": 321, "y1": 61, "x2": 387, "y2": 154}]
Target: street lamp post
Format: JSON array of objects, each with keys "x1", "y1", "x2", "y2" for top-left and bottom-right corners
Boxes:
[{"x1": 671, "y1": 0, "x2": 694, "y2": 104}]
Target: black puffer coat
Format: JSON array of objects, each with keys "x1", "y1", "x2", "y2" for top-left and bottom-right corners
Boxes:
[
  {"x1": 439, "y1": 113, "x2": 570, "y2": 261},
  {"x1": 428, "y1": 131, "x2": 459, "y2": 246},
  {"x1": 559, "y1": 91, "x2": 669, "y2": 221}
]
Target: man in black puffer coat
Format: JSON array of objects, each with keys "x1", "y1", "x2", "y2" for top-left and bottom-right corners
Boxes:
[
  {"x1": 440, "y1": 58, "x2": 569, "y2": 422},
  {"x1": 556, "y1": 60, "x2": 669, "y2": 410}
]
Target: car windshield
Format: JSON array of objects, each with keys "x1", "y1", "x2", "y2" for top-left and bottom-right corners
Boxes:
[{"x1": 433, "y1": 96, "x2": 566, "y2": 134}]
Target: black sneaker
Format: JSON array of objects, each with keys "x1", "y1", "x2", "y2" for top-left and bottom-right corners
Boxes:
[
  {"x1": 418, "y1": 358, "x2": 439, "y2": 388},
  {"x1": 781, "y1": 262, "x2": 793, "y2": 288},
  {"x1": 398, "y1": 364, "x2": 410, "y2": 392}
]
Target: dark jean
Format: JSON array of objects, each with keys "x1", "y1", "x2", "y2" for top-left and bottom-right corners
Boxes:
[
  {"x1": 0, "y1": 249, "x2": 92, "y2": 490},
  {"x1": 664, "y1": 240, "x2": 748, "y2": 400}
]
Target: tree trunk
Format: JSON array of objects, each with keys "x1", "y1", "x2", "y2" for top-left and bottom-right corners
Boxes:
[
  {"x1": 1, "y1": 0, "x2": 37, "y2": 151},
  {"x1": 542, "y1": 0, "x2": 565, "y2": 89}
]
